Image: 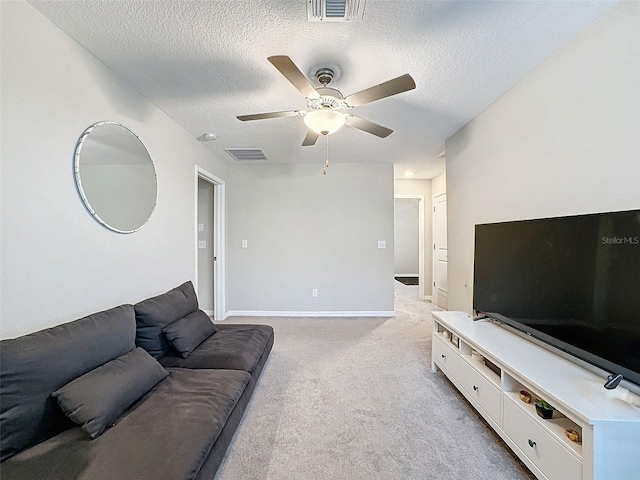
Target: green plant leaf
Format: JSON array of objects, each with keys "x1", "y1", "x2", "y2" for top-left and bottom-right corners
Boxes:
[{"x1": 534, "y1": 398, "x2": 555, "y2": 410}]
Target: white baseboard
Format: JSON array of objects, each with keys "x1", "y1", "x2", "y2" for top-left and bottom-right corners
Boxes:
[
  {"x1": 225, "y1": 310, "x2": 396, "y2": 318},
  {"x1": 424, "y1": 296, "x2": 432, "y2": 302},
  {"x1": 394, "y1": 274, "x2": 418, "y2": 277}
]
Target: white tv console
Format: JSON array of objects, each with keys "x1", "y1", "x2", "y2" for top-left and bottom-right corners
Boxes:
[{"x1": 432, "y1": 311, "x2": 640, "y2": 480}]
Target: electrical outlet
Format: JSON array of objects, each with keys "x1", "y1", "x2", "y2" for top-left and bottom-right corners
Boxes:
[
  {"x1": 198, "y1": 241, "x2": 206, "y2": 249},
  {"x1": 312, "y1": 289, "x2": 318, "y2": 297},
  {"x1": 378, "y1": 240, "x2": 386, "y2": 249},
  {"x1": 242, "y1": 240, "x2": 248, "y2": 248}
]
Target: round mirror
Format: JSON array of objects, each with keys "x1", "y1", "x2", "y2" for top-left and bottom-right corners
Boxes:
[{"x1": 74, "y1": 122, "x2": 157, "y2": 233}]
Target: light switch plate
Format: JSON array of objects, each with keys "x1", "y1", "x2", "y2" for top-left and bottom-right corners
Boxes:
[
  {"x1": 378, "y1": 240, "x2": 386, "y2": 249},
  {"x1": 198, "y1": 223, "x2": 204, "y2": 232},
  {"x1": 242, "y1": 240, "x2": 248, "y2": 249},
  {"x1": 198, "y1": 241, "x2": 206, "y2": 249}
]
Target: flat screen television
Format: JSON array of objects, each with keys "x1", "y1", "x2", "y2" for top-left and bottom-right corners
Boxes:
[{"x1": 473, "y1": 209, "x2": 640, "y2": 388}]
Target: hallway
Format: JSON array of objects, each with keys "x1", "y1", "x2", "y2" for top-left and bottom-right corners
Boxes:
[{"x1": 394, "y1": 278, "x2": 441, "y2": 319}]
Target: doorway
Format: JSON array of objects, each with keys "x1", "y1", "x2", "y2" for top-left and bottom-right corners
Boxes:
[
  {"x1": 394, "y1": 195, "x2": 425, "y2": 299},
  {"x1": 195, "y1": 166, "x2": 226, "y2": 320},
  {"x1": 197, "y1": 178, "x2": 214, "y2": 314}
]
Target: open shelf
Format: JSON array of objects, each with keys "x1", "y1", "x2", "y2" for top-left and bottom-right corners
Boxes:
[
  {"x1": 435, "y1": 328, "x2": 460, "y2": 352},
  {"x1": 461, "y1": 354, "x2": 501, "y2": 388},
  {"x1": 504, "y1": 391, "x2": 582, "y2": 458}
]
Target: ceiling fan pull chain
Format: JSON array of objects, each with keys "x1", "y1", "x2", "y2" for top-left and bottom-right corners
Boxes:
[{"x1": 323, "y1": 134, "x2": 329, "y2": 175}]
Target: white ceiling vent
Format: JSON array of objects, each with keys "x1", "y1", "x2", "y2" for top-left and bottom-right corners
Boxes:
[
  {"x1": 225, "y1": 148, "x2": 268, "y2": 162},
  {"x1": 307, "y1": 0, "x2": 366, "y2": 22}
]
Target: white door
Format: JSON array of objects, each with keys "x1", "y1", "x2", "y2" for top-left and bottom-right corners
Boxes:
[
  {"x1": 197, "y1": 178, "x2": 215, "y2": 315},
  {"x1": 433, "y1": 193, "x2": 448, "y2": 309}
]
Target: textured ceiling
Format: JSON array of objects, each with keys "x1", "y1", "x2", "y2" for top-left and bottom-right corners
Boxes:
[{"x1": 28, "y1": 0, "x2": 615, "y2": 179}]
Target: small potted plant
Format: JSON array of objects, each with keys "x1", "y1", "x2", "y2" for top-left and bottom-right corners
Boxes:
[{"x1": 534, "y1": 398, "x2": 555, "y2": 419}]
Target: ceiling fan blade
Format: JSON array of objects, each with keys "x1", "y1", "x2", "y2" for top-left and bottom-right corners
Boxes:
[
  {"x1": 268, "y1": 56, "x2": 320, "y2": 99},
  {"x1": 302, "y1": 129, "x2": 320, "y2": 146},
  {"x1": 344, "y1": 74, "x2": 416, "y2": 107},
  {"x1": 237, "y1": 110, "x2": 302, "y2": 121},
  {"x1": 345, "y1": 116, "x2": 393, "y2": 138}
]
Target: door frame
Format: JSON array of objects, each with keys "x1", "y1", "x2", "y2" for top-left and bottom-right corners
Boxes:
[
  {"x1": 194, "y1": 166, "x2": 226, "y2": 320},
  {"x1": 394, "y1": 195, "x2": 425, "y2": 300}
]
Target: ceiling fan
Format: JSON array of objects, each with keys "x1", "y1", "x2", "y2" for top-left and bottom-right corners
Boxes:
[{"x1": 237, "y1": 56, "x2": 416, "y2": 146}]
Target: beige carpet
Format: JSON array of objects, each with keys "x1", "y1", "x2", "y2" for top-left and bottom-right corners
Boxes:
[{"x1": 214, "y1": 283, "x2": 534, "y2": 480}]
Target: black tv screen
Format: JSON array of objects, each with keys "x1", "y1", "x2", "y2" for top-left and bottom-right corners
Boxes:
[{"x1": 473, "y1": 209, "x2": 640, "y2": 387}]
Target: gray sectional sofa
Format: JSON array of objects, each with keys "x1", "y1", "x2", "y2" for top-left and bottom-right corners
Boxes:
[{"x1": 0, "y1": 281, "x2": 274, "y2": 480}]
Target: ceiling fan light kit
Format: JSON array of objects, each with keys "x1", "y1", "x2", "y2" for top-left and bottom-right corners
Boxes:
[
  {"x1": 304, "y1": 109, "x2": 346, "y2": 135},
  {"x1": 237, "y1": 55, "x2": 415, "y2": 173}
]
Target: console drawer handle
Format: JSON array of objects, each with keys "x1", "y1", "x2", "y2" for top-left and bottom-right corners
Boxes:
[
  {"x1": 528, "y1": 439, "x2": 536, "y2": 448},
  {"x1": 473, "y1": 385, "x2": 479, "y2": 392}
]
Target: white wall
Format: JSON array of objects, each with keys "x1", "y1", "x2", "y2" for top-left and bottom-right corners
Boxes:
[
  {"x1": 226, "y1": 163, "x2": 395, "y2": 314},
  {"x1": 0, "y1": 1, "x2": 229, "y2": 338},
  {"x1": 394, "y1": 199, "x2": 419, "y2": 276},
  {"x1": 432, "y1": 172, "x2": 446, "y2": 198},
  {"x1": 394, "y1": 179, "x2": 433, "y2": 295},
  {"x1": 445, "y1": 2, "x2": 640, "y2": 313}
]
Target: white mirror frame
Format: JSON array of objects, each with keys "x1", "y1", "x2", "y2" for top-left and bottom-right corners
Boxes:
[{"x1": 74, "y1": 121, "x2": 157, "y2": 234}]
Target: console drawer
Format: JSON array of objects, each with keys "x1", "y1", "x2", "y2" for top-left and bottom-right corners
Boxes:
[
  {"x1": 503, "y1": 397, "x2": 581, "y2": 480},
  {"x1": 459, "y1": 360, "x2": 501, "y2": 426},
  {"x1": 433, "y1": 334, "x2": 460, "y2": 381}
]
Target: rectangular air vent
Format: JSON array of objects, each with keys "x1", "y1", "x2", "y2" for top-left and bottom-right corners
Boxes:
[
  {"x1": 307, "y1": 0, "x2": 366, "y2": 22},
  {"x1": 225, "y1": 149, "x2": 268, "y2": 162}
]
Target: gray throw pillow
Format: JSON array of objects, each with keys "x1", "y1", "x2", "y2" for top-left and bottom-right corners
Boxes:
[
  {"x1": 52, "y1": 347, "x2": 168, "y2": 439},
  {"x1": 134, "y1": 281, "x2": 198, "y2": 358},
  {"x1": 163, "y1": 310, "x2": 217, "y2": 358}
]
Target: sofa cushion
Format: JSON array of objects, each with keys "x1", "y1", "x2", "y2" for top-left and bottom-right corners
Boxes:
[
  {"x1": 134, "y1": 281, "x2": 198, "y2": 359},
  {"x1": 0, "y1": 368, "x2": 251, "y2": 480},
  {"x1": 53, "y1": 347, "x2": 168, "y2": 439},
  {"x1": 159, "y1": 324, "x2": 274, "y2": 373},
  {"x1": 163, "y1": 310, "x2": 217, "y2": 358},
  {"x1": 0, "y1": 305, "x2": 136, "y2": 461}
]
